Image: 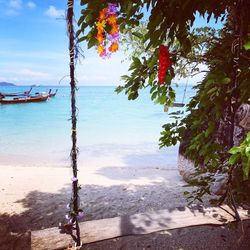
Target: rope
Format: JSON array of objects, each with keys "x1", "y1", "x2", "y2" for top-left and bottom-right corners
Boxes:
[
  {"x1": 181, "y1": 75, "x2": 189, "y2": 104},
  {"x1": 67, "y1": 0, "x2": 81, "y2": 246},
  {"x1": 225, "y1": 0, "x2": 243, "y2": 222},
  {"x1": 229, "y1": 0, "x2": 243, "y2": 146}
]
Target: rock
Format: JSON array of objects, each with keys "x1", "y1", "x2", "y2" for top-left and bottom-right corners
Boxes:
[
  {"x1": 235, "y1": 104, "x2": 250, "y2": 131},
  {"x1": 209, "y1": 173, "x2": 228, "y2": 196},
  {"x1": 178, "y1": 103, "x2": 250, "y2": 195},
  {"x1": 178, "y1": 154, "x2": 196, "y2": 182}
]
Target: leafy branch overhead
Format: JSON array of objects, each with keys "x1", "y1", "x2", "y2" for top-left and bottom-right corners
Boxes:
[
  {"x1": 77, "y1": 0, "x2": 250, "y2": 205},
  {"x1": 77, "y1": 0, "x2": 226, "y2": 103}
]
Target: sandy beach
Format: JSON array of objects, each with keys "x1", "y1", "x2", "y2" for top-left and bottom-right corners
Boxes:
[
  {"x1": 1, "y1": 0, "x2": 250, "y2": 248},
  {"x1": 0, "y1": 160, "x2": 191, "y2": 250},
  {"x1": 0, "y1": 157, "x2": 202, "y2": 249},
  {"x1": 0, "y1": 161, "x2": 193, "y2": 232},
  {"x1": 1, "y1": 162, "x2": 250, "y2": 250}
]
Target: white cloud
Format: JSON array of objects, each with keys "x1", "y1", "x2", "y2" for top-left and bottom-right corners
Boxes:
[
  {"x1": 73, "y1": 51, "x2": 130, "y2": 85},
  {"x1": 18, "y1": 68, "x2": 49, "y2": 78},
  {"x1": 6, "y1": 0, "x2": 22, "y2": 15},
  {"x1": 0, "y1": 76, "x2": 8, "y2": 82},
  {"x1": 0, "y1": 68, "x2": 54, "y2": 84},
  {"x1": 45, "y1": 5, "x2": 64, "y2": 18},
  {"x1": 27, "y1": 1, "x2": 36, "y2": 9},
  {"x1": 9, "y1": 0, "x2": 22, "y2": 9}
]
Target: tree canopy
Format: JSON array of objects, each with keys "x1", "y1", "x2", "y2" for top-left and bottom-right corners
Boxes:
[{"x1": 77, "y1": 0, "x2": 250, "y2": 206}]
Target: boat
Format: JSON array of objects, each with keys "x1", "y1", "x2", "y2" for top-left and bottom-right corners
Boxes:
[
  {"x1": 35, "y1": 89, "x2": 57, "y2": 97},
  {"x1": 34, "y1": 89, "x2": 56, "y2": 97},
  {"x1": 0, "y1": 94, "x2": 49, "y2": 104},
  {"x1": 49, "y1": 89, "x2": 58, "y2": 97},
  {"x1": 0, "y1": 87, "x2": 32, "y2": 97}
]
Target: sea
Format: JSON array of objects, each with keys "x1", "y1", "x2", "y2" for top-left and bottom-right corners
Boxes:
[{"x1": 0, "y1": 85, "x2": 195, "y2": 168}]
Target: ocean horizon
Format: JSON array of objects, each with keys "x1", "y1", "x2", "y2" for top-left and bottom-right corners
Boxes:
[{"x1": 0, "y1": 85, "x2": 195, "y2": 169}]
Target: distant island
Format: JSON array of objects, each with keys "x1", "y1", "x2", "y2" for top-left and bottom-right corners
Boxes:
[{"x1": 0, "y1": 82, "x2": 16, "y2": 86}]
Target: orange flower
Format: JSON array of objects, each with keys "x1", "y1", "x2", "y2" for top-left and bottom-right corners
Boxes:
[
  {"x1": 110, "y1": 25, "x2": 119, "y2": 35},
  {"x1": 109, "y1": 42, "x2": 118, "y2": 52},
  {"x1": 96, "y1": 20, "x2": 106, "y2": 31},
  {"x1": 96, "y1": 33, "x2": 104, "y2": 44},
  {"x1": 99, "y1": 8, "x2": 107, "y2": 20},
  {"x1": 96, "y1": 5, "x2": 119, "y2": 58},
  {"x1": 107, "y1": 15, "x2": 117, "y2": 25},
  {"x1": 97, "y1": 45, "x2": 105, "y2": 55}
]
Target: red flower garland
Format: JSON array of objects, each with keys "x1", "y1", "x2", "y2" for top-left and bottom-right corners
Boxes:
[{"x1": 158, "y1": 45, "x2": 171, "y2": 85}]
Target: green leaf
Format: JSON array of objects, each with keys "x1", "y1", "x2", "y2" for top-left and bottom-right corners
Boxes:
[
  {"x1": 228, "y1": 153, "x2": 240, "y2": 165},
  {"x1": 156, "y1": 94, "x2": 167, "y2": 104},
  {"x1": 207, "y1": 87, "x2": 217, "y2": 94},
  {"x1": 78, "y1": 16, "x2": 85, "y2": 26},
  {"x1": 205, "y1": 122, "x2": 215, "y2": 137},
  {"x1": 75, "y1": 29, "x2": 82, "y2": 38},
  {"x1": 245, "y1": 146, "x2": 250, "y2": 156},
  {"x1": 77, "y1": 36, "x2": 87, "y2": 43},
  {"x1": 243, "y1": 41, "x2": 250, "y2": 50},
  {"x1": 148, "y1": 56, "x2": 158, "y2": 69},
  {"x1": 133, "y1": 57, "x2": 141, "y2": 67},
  {"x1": 221, "y1": 77, "x2": 231, "y2": 84},
  {"x1": 132, "y1": 31, "x2": 143, "y2": 39},
  {"x1": 228, "y1": 146, "x2": 242, "y2": 154},
  {"x1": 87, "y1": 36, "x2": 97, "y2": 49},
  {"x1": 151, "y1": 91, "x2": 157, "y2": 100},
  {"x1": 115, "y1": 86, "x2": 125, "y2": 94},
  {"x1": 243, "y1": 157, "x2": 250, "y2": 180}
]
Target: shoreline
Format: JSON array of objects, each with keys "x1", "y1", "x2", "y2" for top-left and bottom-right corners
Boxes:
[{"x1": 0, "y1": 143, "x2": 179, "y2": 169}]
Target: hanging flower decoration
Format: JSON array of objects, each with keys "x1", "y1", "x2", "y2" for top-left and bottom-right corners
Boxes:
[
  {"x1": 158, "y1": 45, "x2": 171, "y2": 85},
  {"x1": 96, "y1": 3, "x2": 119, "y2": 59},
  {"x1": 59, "y1": 176, "x2": 84, "y2": 236}
]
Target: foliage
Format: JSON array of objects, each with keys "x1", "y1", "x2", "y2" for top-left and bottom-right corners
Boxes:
[
  {"x1": 77, "y1": 0, "x2": 250, "y2": 205},
  {"x1": 229, "y1": 132, "x2": 250, "y2": 180}
]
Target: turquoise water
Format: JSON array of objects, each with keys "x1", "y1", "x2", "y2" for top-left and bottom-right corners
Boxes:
[{"x1": 0, "y1": 86, "x2": 195, "y2": 168}]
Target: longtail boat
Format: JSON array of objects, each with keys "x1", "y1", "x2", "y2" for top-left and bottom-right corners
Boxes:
[
  {"x1": 49, "y1": 89, "x2": 58, "y2": 97},
  {"x1": 0, "y1": 87, "x2": 32, "y2": 97},
  {"x1": 0, "y1": 94, "x2": 49, "y2": 104}
]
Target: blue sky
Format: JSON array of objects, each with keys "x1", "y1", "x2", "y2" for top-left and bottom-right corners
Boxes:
[
  {"x1": 0, "y1": 0, "x2": 129, "y2": 86},
  {"x1": 0, "y1": 1, "x2": 222, "y2": 86}
]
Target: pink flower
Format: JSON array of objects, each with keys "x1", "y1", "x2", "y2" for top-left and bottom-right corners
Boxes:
[
  {"x1": 77, "y1": 211, "x2": 84, "y2": 219},
  {"x1": 100, "y1": 51, "x2": 111, "y2": 59},
  {"x1": 108, "y1": 32, "x2": 119, "y2": 43},
  {"x1": 71, "y1": 177, "x2": 78, "y2": 182},
  {"x1": 107, "y1": 3, "x2": 117, "y2": 15}
]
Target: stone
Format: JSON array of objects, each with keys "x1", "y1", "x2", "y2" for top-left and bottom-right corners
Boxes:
[{"x1": 178, "y1": 103, "x2": 250, "y2": 195}]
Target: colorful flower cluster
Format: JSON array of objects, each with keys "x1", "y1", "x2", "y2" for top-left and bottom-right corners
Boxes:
[
  {"x1": 158, "y1": 45, "x2": 171, "y2": 85},
  {"x1": 96, "y1": 3, "x2": 119, "y2": 59}
]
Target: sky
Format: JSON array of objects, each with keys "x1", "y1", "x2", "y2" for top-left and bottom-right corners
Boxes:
[{"x1": 0, "y1": 1, "x2": 223, "y2": 86}]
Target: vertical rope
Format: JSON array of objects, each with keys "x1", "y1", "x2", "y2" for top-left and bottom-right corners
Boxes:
[
  {"x1": 226, "y1": 0, "x2": 243, "y2": 221},
  {"x1": 181, "y1": 75, "x2": 189, "y2": 104},
  {"x1": 67, "y1": 0, "x2": 81, "y2": 246},
  {"x1": 229, "y1": 0, "x2": 242, "y2": 147}
]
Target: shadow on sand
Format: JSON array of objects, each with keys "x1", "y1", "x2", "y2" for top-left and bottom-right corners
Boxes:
[
  {"x1": 0, "y1": 181, "x2": 187, "y2": 249},
  {"x1": 1, "y1": 181, "x2": 250, "y2": 249}
]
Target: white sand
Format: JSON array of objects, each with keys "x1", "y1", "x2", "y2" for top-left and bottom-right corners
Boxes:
[{"x1": 0, "y1": 158, "x2": 199, "y2": 234}]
